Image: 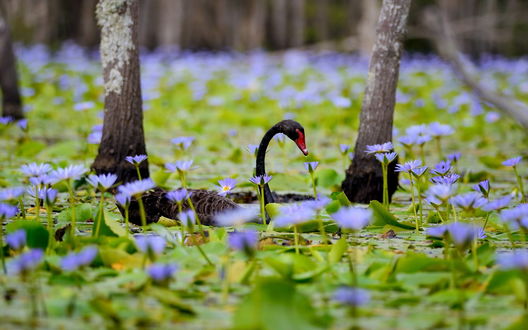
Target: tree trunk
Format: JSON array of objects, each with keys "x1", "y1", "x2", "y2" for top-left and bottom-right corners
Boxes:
[
  {"x1": 358, "y1": 0, "x2": 380, "y2": 57},
  {"x1": 341, "y1": 0, "x2": 411, "y2": 204},
  {"x1": 269, "y1": 0, "x2": 287, "y2": 49},
  {"x1": 0, "y1": 11, "x2": 23, "y2": 120},
  {"x1": 158, "y1": 0, "x2": 183, "y2": 47},
  {"x1": 77, "y1": 0, "x2": 99, "y2": 47},
  {"x1": 289, "y1": 0, "x2": 305, "y2": 47},
  {"x1": 315, "y1": 0, "x2": 329, "y2": 41},
  {"x1": 92, "y1": 0, "x2": 148, "y2": 183}
]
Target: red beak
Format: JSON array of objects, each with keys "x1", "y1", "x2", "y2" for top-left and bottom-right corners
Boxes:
[{"x1": 295, "y1": 129, "x2": 309, "y2": 156}]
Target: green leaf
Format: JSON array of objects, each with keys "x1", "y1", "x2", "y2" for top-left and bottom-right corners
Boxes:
[
  {"x1": 233, "y1": 277, "x2": 323, "y2": 330},
  {"x1": 6, "y1": 220, "x2": 49, "y2": 249},
  {"x1": 57, "y1": 203, "x2": 95, "y2": 225},
  {"x1": 315, "y1": 169, "x2": 342, "y2": 188},
  {"x1": 265, "y1": 203, "x2": 282, "y2": 219},
  {"x1": 92, "y1": 210, "x2": 127, "y2": 238},
  {"x1": 147, "y1": 287, "x2": 195, "y2": 315},
  {"x1": 328, "y1": 237, "x2": 347, "y2": 264},
  {"x1": 395, "y1": 253, "x2": 448, "y2": 273},
  {"x1": 15, "y1": 140, "x2": 46, "y2": 157},
  {"x1": 370, "y1": 200, "x2": 415, "y2": 230}
]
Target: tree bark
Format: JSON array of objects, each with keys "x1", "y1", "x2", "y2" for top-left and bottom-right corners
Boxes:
[
  {"x1": 358, "y1": 0, "x2": 380, "y2": 57},
  {"x1": 0, "y1": 10, "x2": 23, "y2": 120},
  {"x1": 423, "y1": 7, "x2": 528, "y2": 130},
  {"x1": 342, "y1": 0, "x2": 411, "y2": 204},
  {"x1": 92, "y1": 0, "x2": 148, "y2": 183},
  {"x1": 269, "y1": 0, "x2": 287, "y2": 49},
  {"x1": 289, "y1": 0, "x2": 305, "y2": 47},
  {"x1": 77, "y1": 0, "x2": 99, "y2": 47},
  {"x1": 158, "y1": 0, "x2": 183, "y2": 47}
]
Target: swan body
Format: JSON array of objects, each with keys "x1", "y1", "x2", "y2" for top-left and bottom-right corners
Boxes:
[{"x1": 124, "y1": 120, "x2": 308, "y2": 226}]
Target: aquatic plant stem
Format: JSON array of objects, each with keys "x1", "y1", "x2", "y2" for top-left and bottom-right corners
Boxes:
[
  {"x1": 46, "y1": 205, "x2": 54, "y2": 252},
  {"x1": 196, "y1": 244, "x2": 214, "y2": 267},
  {"x1": 94, "y1": 194, "x2": 105, "y2": 237},
  {"x1": 135, "y1": 165, "x2": 142, "y2": 180},
  {"x1": 186, "y1": 197, "x2": 205, "y2": 238},
  {"x1": 258, "y1": 184, "x2": 266, "y2": 225},
  {"x1": 66, "y1": 180, "x2": 76, "y2": 243},
  {"x1": 317, "y1": 211, "x2": 329, "y2": 245},
  {"x1": 0, "y1": 219, "x2": 6, "y2": 274},
  {"x1": 137, "y1": 195, "x2": 147, "y2": 228},
  {"x1": 382, "y1": 162, "x2": 389, "y2": 210},
  {"x1": 409, "y1": 174, "x2": 419, "y2": 231},
  {"x1": 309, "y1": 172, "x2": 317, "y2": 199},
  {"x1": 294, "y1": 225, "x2": 300, "y2": 254},
  {"x1": 513, "y1": 166, "x2": 525, "y2": 202},
  {"x1": 124, "y1": 206, "x2": 130, "y2": 236}
]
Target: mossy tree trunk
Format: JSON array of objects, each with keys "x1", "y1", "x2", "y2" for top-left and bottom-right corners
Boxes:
[
  {"x1": 342, "y1": 0, "x2": 411, "y2": 203},
  {"x1": 92, "y1": 0, "x2": 148, "y2": 183},
  {"x1": 0, "y1": 11, "x2": 23, "y2": 120}
]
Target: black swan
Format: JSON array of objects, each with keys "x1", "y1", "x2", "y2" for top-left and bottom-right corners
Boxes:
[{"x1": 125, "y1": 120, "x2": 308, "y2": 226}]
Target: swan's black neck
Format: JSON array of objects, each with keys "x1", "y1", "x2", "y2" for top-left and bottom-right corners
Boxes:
[{"x1": 256, "y1": 125, "x2": 280, "y2": 205}]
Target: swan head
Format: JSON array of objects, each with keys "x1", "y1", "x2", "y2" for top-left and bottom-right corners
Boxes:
[{"x1": 275, "y1": 120, "x2": 308, "y2": 156}]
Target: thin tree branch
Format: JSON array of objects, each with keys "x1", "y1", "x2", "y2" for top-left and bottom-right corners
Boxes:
[{"x1": 422, "y1": 7, "x2": 528, "y2": 130}]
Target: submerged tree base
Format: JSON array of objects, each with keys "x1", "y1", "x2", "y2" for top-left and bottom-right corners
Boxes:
[{"x1": 342, "y1": 158, "x2": 398, "y2": 204}]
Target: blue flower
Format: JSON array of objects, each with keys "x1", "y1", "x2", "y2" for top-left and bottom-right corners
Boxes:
[
  {"x1": 365, "y1": 142, "x2": 393, "y2": 154},
  {"x1": 497, "y1": 250, "x2": 528, "y2": 270},
  {"x1": 431, "y1": 161, "x2": 452, "y2": 176},
  {"x1": 228, "y1": 230, "x2": 259, "y2": 253},
  {"x1": 247, "y1": 144, "x2": 259, "y2": 155},
  {"x1": 125, "y1": 154, "x2": 148, "y2": 165},
  {"x1": 427, "y1": 184, "x2": 457, "y2": 203},
  {"x1": 216, "y1": 178, "x2": 237, "y2": 197},
  {"x1": 87, "y1": 173, "x2": 118, "y2": 191},
  {"x1": 304, "y1": 162, "x2": 319, "y2": 172},
  {"x1": 411, "y1": 166, "x2": 428, "y2": 178},
  {"x1": 178, "y1": 210, "x2": 196, "y2": 227},
  {"x1": 115, "y1": 193, "x2": 131, "y2": 207},
  {"x1": 428, "y1": 223, "x2": 482, "y2": 248},
  {"x1": 430, "y1": 173, "x2": 460, "y2": 185},
  {"x1": 500, "y1": 204, "x2": 528, "y2": 229},
  {"x1": 50, "y1": 164, "x2": 88, "y2": 182},
  {"x1": 6, "y1": 230, "x2": 26, "y2": 250},
  {"x1": 165, "y1": 160, "x2": 194, "y2": 172},
  {"x1": 117, "y1": 178, "x2": 155, "y2": 196},
  {"x1": 8, "y1": 249, "x2": 44, "y2": 275},
  {"x1": 450, "y1": 192, "x2": 487, "y2": 211},
  {"x1": 331, "y1": 206, "x2": 372, "y2": 231},
  {"x1": 171, "y1": 136, "x2": 195, "y2": 150},
  {"x1": 274, "y1": 133, "x2": 286, "y2": 143},
  {"x1": 395, "y1": 160, "x2": 421, "y2": 173},
  {"x1": 503, "y1": 156, "x2": 522, "y2": 167},
  {"x1": 61, "y1": 246, "x2": 98, "y2": 271},
  {"x1": 339, "y1": 144, "x2": 350, "y2": 154},
  {"x1": 135, "y1": 235, "x2": 166, "y2": 255},
  {"x1": 29, "y1": 175, "x2": 54, "y2": 186},
  {"x1": 333, "y1": 287, "x2": 370, "y2": 306},
  {"x1": 165, "y1": 189, "x2": 190, "y2": 203},
  {"x1": 0, "y1": 203, "x2": 19, "y2": 219},
  {"x1": 147, "y1": 263, "x2": 179, "y2": 282},
  {"x1": 429, "y1": 122, "x2": 454, "y2": 137},
  {"x1": 302, "y1": 194, "x2": 331, "y2": 211},
  {"x1": 447, "y1": 152, "x2": 461, "y2": 163},
  {"x1": 249, "y1": 175, "x2": 272, "y2": 185},
  {"x1": 20, "y1": 163, "x2": 52, "y2": 177},
  {"x1": 214, "y1": 208, "x2": 258, "y2": 226},
  {"x1": 482, "y1": 196, "x2": 512, "y2": 212},
  {"x1": 374, "y1": 152, "x2": 398, "y2": 164},
  {"x1": 274, "y1": 204, "x2": 315, "y2": 227},
  {"x1": 0, "y1": 187, "x2": 25, "y2": 201},
  {"x1": 39, "y1": 188, "x2": 58, "y2": 206},
  {"x1": 473, "y1": 180, "x2": 490, "y2": 197}
]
